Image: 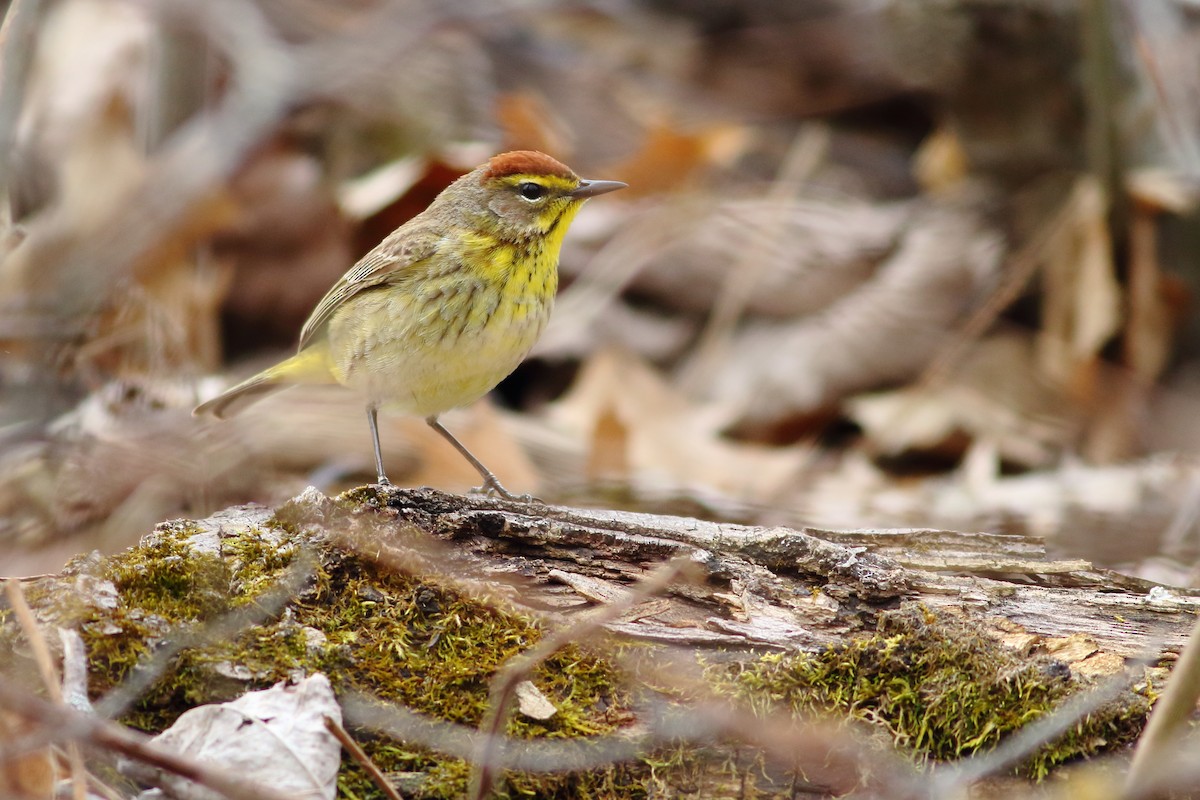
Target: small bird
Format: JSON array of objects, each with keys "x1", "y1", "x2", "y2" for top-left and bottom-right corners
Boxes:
[{"x1": 195, "y1": 150, "x2": 626, "y2": 499}]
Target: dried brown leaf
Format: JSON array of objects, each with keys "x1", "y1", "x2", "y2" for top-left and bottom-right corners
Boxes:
[
  {"x1": 622, "y1": 193, "x2": 909, "y2": 319},
  {"x1": 1037, "y1": 175, "x2": 1122, "y2": 392},
  {"x1": 0, "y1": 710, "x2": 56, "y2": 798},
  {"x1": 706, "y1": 192, "x2": 1003, "y2": 426},
  {"x1": 549, "y1": 348, "x2": 805, "y2": 502},
  {"x1": 847, "y1": 333, "x2": 1076, "y2": 468},
  {"x1": 913, "y1": 123, "x2": 970, "y2": 193}
]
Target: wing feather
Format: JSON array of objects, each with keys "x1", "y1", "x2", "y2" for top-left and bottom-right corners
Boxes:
[{"x1": 298, "y1": 225, "x2": 441, "y2": 350}]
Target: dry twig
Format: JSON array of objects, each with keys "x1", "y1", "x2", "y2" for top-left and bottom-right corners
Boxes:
[
  {"x1": 468, "y1": 557, "x2": 703, "y2": 799},
  {"x1": 4, "y1": 579, "x2": 88, "y2": 800},
  {"x1": 0, "y1": 683, "x2": 293, "y2": 800},
  {"x1": 325, "y1": 715, "x2": 406, "y2": 800}
]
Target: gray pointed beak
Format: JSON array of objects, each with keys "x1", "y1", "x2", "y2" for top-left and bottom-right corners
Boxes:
[{"x1": 571, "y1": 179, "x2": 627, "y2": 199}]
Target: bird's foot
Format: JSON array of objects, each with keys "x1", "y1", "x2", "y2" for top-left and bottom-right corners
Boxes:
[
  {"x1": 375, "y1": 475, "x2": 392, "y2": 487},
  {"x1": 471, "y1": 476, "x2": 541, "y2": 503}
]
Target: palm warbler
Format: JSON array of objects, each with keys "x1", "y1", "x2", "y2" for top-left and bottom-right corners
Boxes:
[{"x1": 194, "y1": 150, "x2": 625, "y2": 499}]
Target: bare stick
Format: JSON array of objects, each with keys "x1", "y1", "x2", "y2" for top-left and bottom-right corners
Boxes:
[
  {"x1": 0, "y1": 682, "x2": 292, "y2": 800},
  {"x1": 324, "y1": 715, "x2": 406, "y2": 800},
  {"x1": 468, "y1": 557, "x2": 703, "y2": 800},
  {"x1": 4, "y1": 579, "x2": 89, "y2": 800},
  {"x1": 343, "y1": 683, "x2": 918, "y2": 797},
  {"x1": 0, "y1": 0, "x2": 42, "y2": 213},
  {"x1": 94, "y1": 548, "x2": 316, "y2": 720},
  {"x1": 1125, "y1": 614, "x2": 1200, "y2": 793},
  {"x1": 4, "y1": 580, "x2": 63, "y2": 703},
  {"x1": 931, "y1": 663, "x2": 1146, "y2": 794}
]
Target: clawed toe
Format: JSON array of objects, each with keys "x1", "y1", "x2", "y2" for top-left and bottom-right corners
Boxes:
[{"x1": 470, "y1": 479, "x2": 541, "y2": 503}]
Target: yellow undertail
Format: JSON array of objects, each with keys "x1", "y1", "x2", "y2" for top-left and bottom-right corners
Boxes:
[{"x1": 193, "y1": 345, "x2": 335, "y2": 419}]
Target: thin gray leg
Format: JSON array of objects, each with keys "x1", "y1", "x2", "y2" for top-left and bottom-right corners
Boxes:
[
  {"x1": 367, "y1": 406, "x2": 390, "y2": 485},
  {"x1": 425, "y1": 416, "x2": 535, "y2": 502}
]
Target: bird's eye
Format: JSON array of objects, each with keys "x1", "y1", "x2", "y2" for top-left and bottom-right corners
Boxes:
[{"x1": 517, "y1": 182, "x2": 546, "y2": 201}]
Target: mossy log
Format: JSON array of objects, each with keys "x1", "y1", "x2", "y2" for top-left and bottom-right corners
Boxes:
[
  {"x1": 4, "y1": 485, "x2": 1193, "y2": 797},
  {"x1": 336, "y1": 486, "x2": 1200, "y2": 663}
]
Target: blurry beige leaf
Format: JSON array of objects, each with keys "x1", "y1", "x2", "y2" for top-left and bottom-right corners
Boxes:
[
  {"x1": 496, "y1": 90, "x2": 573, "y2": 159},
  {"x1": 0, "y1": 710, "x2": 56, "y2": 796},
  {"x1": 1037, "y1": 175, "x2": 1122, "y2": 389},
  {"x1": 1, "y1": 95, "x2": 146, "y2": 306},
  {"x1": 536, "y1": 295, "x2": 696, "y2": 365},
  {"x1": 707, "y1": 190, "x2": 1003, "y2": 426},
  {"x1": 1125, "y1": 194, "x2": 1178, "y2": 384},
  {"x1": 1127, "y1": 168, "x2": 1199, "y2": 215},
  {"x1": 14, "y1": 0, "x2": 149, "y2": 189},
  {"x1": 846, "y1": 333, "x2": 1076, "y2": 468},
  {"x1": 680, "y1": 126, "x2": 832, "y2": 392},
  {"x1": 620, "y1": 193, "x2": 909, "y2": 319},
  {"x1": 607, "y1": 122, "x2": 749, "y2": 197},
  {"x1": 2, "y1": 0, "x2": 237, "y2": 375},
  {"x1": 122, "y1": 674, "x2": 342, "y2": 800},
  {"x1": 913, "y1": 123, "x2": 969, "y2": 193},
  {"x1": 586, "y1": 404, "x2": 630, "y2": 482},
  {"x1": 548, "y1": 348, "x2": 805, "y2": 502},
  {"x1": 336, "y1": 155, "x2": 424, "y2": 220}
]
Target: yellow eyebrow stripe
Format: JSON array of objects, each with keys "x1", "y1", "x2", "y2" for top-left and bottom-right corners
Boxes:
[{"x1": 500, "y1": 174, "x2": 579, "y2": 192}]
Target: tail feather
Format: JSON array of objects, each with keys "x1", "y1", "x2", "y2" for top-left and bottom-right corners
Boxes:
[{"x1": 194, "y1": 346, "x2": 335, "y2": 419}]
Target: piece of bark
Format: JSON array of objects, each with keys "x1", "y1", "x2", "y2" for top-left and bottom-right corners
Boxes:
[{"x1": 339, "y1": 487, "x2": 1200, "y2": 660}]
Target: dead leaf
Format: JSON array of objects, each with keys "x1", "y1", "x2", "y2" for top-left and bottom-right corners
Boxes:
[
  {"x1": 548, "y1": 348, "x2": 805, "y2": 502},
  {"x1": 913, "y1": 123, "x2": 969, "y2": 192},
  {"x1": 0, "y1": 710, "x2": 56, "y2": 797},
  {"x1": 121, "y1": 674, "x2": 342, "y2": 800},
  {"x1": 496, "y1": 91, "x2": 573, "y2": 159},
  {"x1": 605, "y1": 123, "x2": 747, "y2": 197},
  {"x1": 1037, "y1": 175, "x2": 1122, "y2": 395},
  {"x1": 846, "y1": 333, "x2": 1076, "y2": 468},
  {"x1": 707, "y1": 191, "x2": 1003, "y2": 426},
  {"x1": 514, "y1": 681, "x2": 558, "y2": 721},
  {"x1": 619, "y1": 193, "x2": 908, "y2": 319},
  {"x1": 1125, "y1": 200, "x2": 1176, "y2": 384}
]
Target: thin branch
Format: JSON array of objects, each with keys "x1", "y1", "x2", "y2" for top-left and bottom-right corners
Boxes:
[
  {"x1": 324, "y1": 715, "x2": 406, "y2": 800},
  {"x1": 0, "y1": 0, "x2": 42, "y2": 214},
  {"x1": 468, "y1": 557, "x2": 704, "y2": 799},
  {"x1": 5, "y1": 579, "x2": 89, "y2": 800},
  {"x1": 0, "y1": 678, "x2": 292, "y2": 800},
  {"x1": 1124, "y1": 614, "x2": 1200, "y2": 793},
  {"x1": 94, "y1": 547, "x2": 317, "y2": 720},
  {"x1": 4, "y1": 579, "x2": 63, "y2": 703}
]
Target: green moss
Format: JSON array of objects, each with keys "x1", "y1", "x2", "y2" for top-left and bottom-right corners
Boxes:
[
  {"x1": 335, "y1": 485, "x2": 388, "y2": 510},
  {"x1": 287, "y1": 541, "x2": 648, "y2": 798},
  {"x1": 2, "y1": 502, "x2": 702, "y2": 798},
  {"x1": 104, "y1": 523, "x2": 232, "y2": 619},
  {"x1": 720, "y1": 606, "x2": 1152, "y2": 779},
  {"x1": 5, "y1": 494, "x2": 1147, "y2": 797}
]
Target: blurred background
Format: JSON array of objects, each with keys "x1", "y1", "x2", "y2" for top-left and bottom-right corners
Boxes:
[{"x1": 3, "y1": 0, "x2": 1200, "y2": 579}]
